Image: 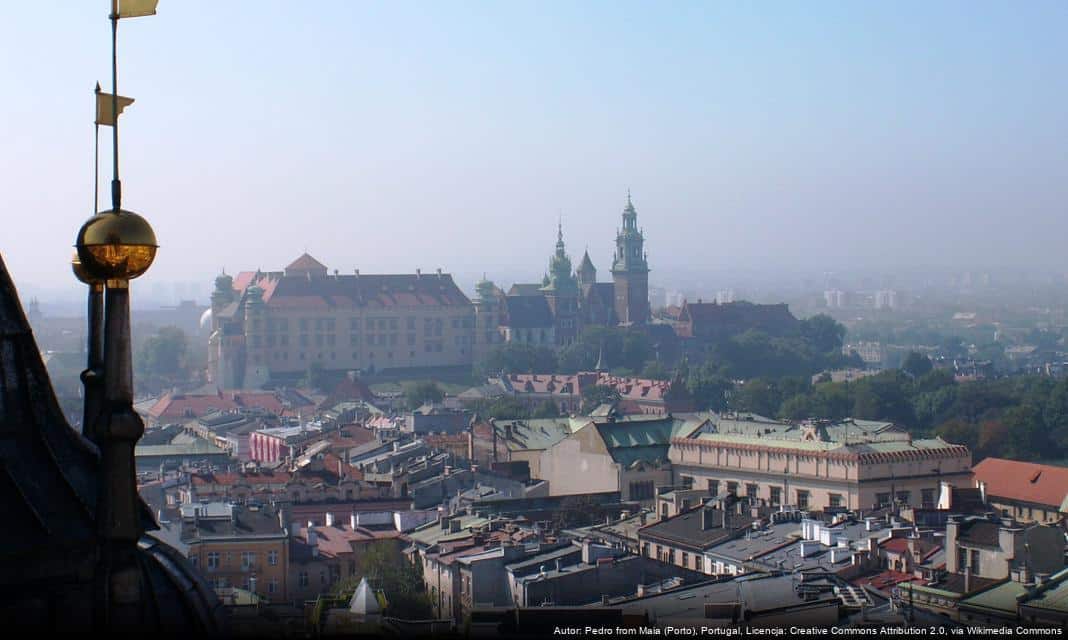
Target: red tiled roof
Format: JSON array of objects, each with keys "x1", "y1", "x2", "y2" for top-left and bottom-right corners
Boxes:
[
  {"x1": 973, "y1": 457, "x2": 1068, "y2": 509},
  {"x1": 852, "y1": 570, "x2": 924, "y2": 593},
  {"x1": 190, "y1": 469, "x2": 293, "y2": 486},
  {"x1": 147, "y1": 389, "x2": 293, "y2": 420},
  {"x1": 881, "y1": 538, "x2": 910, "y2": 554}
]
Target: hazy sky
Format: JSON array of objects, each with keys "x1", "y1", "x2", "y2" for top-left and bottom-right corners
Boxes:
[{"x1": 3, "y1": 1, "x2": 1067, "y2": 300}]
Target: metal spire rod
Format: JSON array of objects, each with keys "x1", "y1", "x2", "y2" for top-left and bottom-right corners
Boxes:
[
  {"x1": 94, "y1": 84, "x2": 101, "y2": 213},
  {"x1": 110, "y1": 1, "x2": 121, "y2": 211}
]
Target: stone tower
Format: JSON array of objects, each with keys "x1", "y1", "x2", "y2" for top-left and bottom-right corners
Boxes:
[
  {"x1": 242, "y1": 284, "x2": 269, "y2": 389},
  {"x1": 611, "y1": 192, "x2": 650, "y2": 325},
  {"x1": 473, "y1": 275, "x2": 501, "y2": 363},
  {"x1": 540, "y1": 222, "x2": 581, "y2": 346}
]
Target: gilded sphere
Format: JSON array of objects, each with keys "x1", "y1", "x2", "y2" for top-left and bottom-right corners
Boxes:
[
  {"x1": 70, "y1": 251, "x2": 101, "y2": 284},
  {"x1": 74, "y1": 209, "x2": 158, "y2": 281}
]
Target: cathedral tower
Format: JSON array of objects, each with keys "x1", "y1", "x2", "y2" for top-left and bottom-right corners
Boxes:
[
  {"x1": 541, "y1": 222, "x2": 580, "y2": 345},
  {"x1": 611, "y1": 192, "x2": 650, "y2": 325}
]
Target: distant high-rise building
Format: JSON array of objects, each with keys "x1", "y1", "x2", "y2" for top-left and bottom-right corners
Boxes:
[
  {"x1": 874, "y1": 289, "x2": 899, "y2": 310},
  {"x1": 824, "y1": 289, "x2": 847, "y2": 308},
  {"x1": 715, "y1": 289, "x2": 735, "y2": 304}
]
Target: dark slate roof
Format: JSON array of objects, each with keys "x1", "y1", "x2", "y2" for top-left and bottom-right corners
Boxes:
[
  {"x1": 286, "y1": 252, "x2": 328, "y2": 272},
  {"x1": 681, "y1": 301, "x2": 799, "y2": 336},
  {"x1": 180, "y1": 505, "x2": 286, "y2": 542},
  {"x1": 639, "y1": 506, "x2": 755, "y2": 551},
  {"x1": 508, "y1": 284, "x2": 545, "y2": 297},
  {"x1": 957, "y1": 519, "x2": 1002, "y2": 547},
  {"x1": 583, "y1": 282, "x2": 615, "y2": 306},
  {"x1": 266, "y1": 272, "x2": 471, "y2": 309},
  {"x1": 578, "y1": 251, "x2": 596, "y2": 274},
  {"x1": 501, "y1": 295, "x2": 554, "y2": 329},
  {"x1": 0, "y1": 251, "x2": 100, "y2": 555},
  {"x1": 0, "y1": 251, "x2": 223, "y2": 633}
]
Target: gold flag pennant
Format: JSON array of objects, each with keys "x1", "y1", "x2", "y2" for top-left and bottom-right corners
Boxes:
[
  {"x1": 114, "y1": 0, "x2": 158, "y2": 19},
  {"x1": 95, "y1": 88, "x2": 135, "y2": 127}
]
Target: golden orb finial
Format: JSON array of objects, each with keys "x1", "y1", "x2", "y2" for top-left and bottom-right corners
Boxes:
[
  {"x1": 70, "y1": 251, "x2": 103, "y2": 285},
  {"x1": 74, "y1": 209, "x2": 157, "y2": 281}
]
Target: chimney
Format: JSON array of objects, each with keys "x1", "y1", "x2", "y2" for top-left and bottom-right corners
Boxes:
[
  {"x1": 350, "y1": 513, "x2": 357, "y2": 530},
  {"x1": 326, "y1": 512, "x2": 335, "y2": 527},
  {"x1": 964, "y1": 565, "x2": 971, "y2": 593},
  {"x1": 450, "y1": 519, "x2": 462, "y2": 533},
  {"x1": 416, "y1": 268, "x2": 421, "y2": 278},
  {"x1": 978, "y1": 481, "x2": 987, "y2": 504},
  {"x1": 440, "y1": 516, "x2": 450, "y2": 531},
  {"x1": 702, "y1": 508, "x2": 718, "y2": 531}
]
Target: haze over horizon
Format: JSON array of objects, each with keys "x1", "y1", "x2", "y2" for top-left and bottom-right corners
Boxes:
[{"x1": 3, "y1": 1, "x2": 1067, "y2": 302}]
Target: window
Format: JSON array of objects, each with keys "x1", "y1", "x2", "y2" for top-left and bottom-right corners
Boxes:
[
  {"x1": 629, "y1": 480, "x2": 654, "y2": 500},
  {"x1": 407, "y1": 317, "x2": 415, "y2": 330},
  {"x1": 896, "y1": 491, "x2": 911, "y2": 505},
  {"x1": 707, "y1": 480, "x2": 719, "y2": 495},
  {"x1": 726, "y1": 481, "x2": 738, "y2": 496},
  {"x1": 746, "y1": 483, "x2": 758, "y2": 500},
  {"x1": 241, "y1": 551, "x2": 255, "y2": 569},
  {"x1": 921, "y1": 488, "x2": 936, "y2": 508},
  {"x1": 797, "y1": 490, "x2": 810, "y2": 510},
  {"x1": 320, "y1": 570, "x2": 327, "y2": 585},
  {"x1": 207, "y1": 552, "x2": 220, "y2": 570},
  {"x1": 299, "y1": 572, "x2": 308, "y2": 587},
  {"x1": 829, "y1": 494, "x2": 843, "y2": 508},
  {"x1": 299, "y1": 318, "x2": 308, "y2": 330},
  {"x1": 350, "y1": 318, "x2": 360, "y2": 329},
  {"x1": 268, "y1": 579, "x2": 277, "y2": 594},
  {"x1": 268, "y1": 550, "x2": 278, "y2": 566},
  {"x1": 876, "y1": 493, "x2": 891, "y2": 508},
  {"x1": 970, "y1": 549, "x2": 981, "y2": 575},
  {"x1": 769, "y1": 487, "x2": 782, "y2": 506},
  {"x1": 681, "y1": 552, "x2": 688, "y2": 568},
  {"x1": 190, "y1": 555, "x2": 199, "y2": 568}
]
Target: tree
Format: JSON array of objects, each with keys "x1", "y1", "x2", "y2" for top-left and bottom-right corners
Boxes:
[
  {"x1": 303, "y1": 361, "x2": 329, "y2": 390},
  {"x1": 581, "y1": 384, "x2": 621, "y2": 414},
  {"x1": 470, "y1": 397, "x2": 529, "y2": 420},
  {"x1": 136, "y1": 326, "x2": 188, "y2": 379},
  {"x1": 851, "y1": 372, "x2": 916, "y2": 426},
  {"x1": 531, "y1": 399, "x2": 561, "y2": 418},
  {"x1": 477, "y1": 344, "x2": 557, "y2": 377},
  {"x1": 799, "y1": 314, "x2": 846, "y2": 354},
  {"x1": 641, "y1": 360, "x2": 671, "y2": 381},
  {"x1": 902, "y1": 351, "x2": 933, "y2": 378},
  {"x1": 331, "y1": 541, "x2": 431, "y2": 620},
  {"x1": 732, "y1": 378, "x2": 782, "y2": 417},
  {"x1": 404, "y1": 381, "x2": 443, "y2": 408},
  {"x1": 779, "y1": 394, "x2": 813, "y2": 421},
  {"x1": 685, "y1": 365, "x2": 732, "y2": 412}
]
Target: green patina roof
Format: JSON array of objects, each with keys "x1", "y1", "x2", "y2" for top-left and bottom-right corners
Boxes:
[
  {"x1": 1021, "y1": 569, "x2": 1068, "y2": 613},
  {"x1": 407, "y1": 514, "x2": 492, "y2": 546},
  {"x1": 961, "y1": 580, "x2": 1029, "y2": 613},
  {"x1": 495, "y1": 418, "x2": 574, "y2": 451},
  {"x1": 135, "y1": 441, "x2": 228, "y2": 457}
]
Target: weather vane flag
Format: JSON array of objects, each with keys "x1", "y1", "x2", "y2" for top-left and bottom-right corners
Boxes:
[{"x1": 113, "y1": 0, "x2": 158, "y2": 19}]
